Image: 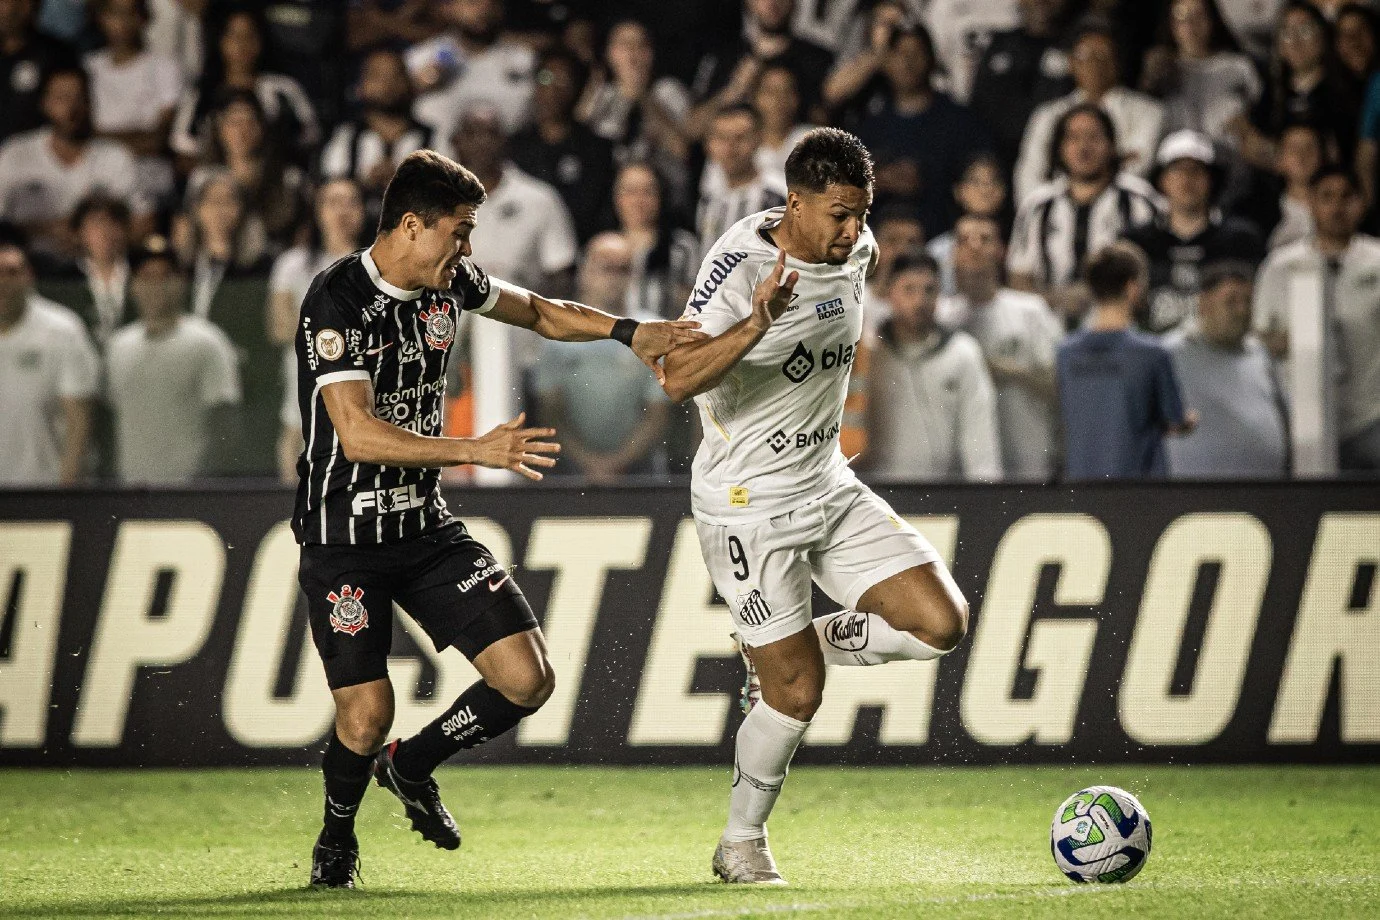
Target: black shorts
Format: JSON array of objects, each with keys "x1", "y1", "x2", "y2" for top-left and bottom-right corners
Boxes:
[{"x1": 299, "y1": 522, "x2": 538, "y2": 690}]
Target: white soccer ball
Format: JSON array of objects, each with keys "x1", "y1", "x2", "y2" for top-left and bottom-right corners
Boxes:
[{"x1": 1050, "y1": 785, "x2": 1152, "y2": 884}]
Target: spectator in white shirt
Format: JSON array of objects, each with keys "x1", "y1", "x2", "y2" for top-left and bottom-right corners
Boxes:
[
  {"x1": 862, "y1": 250, "x2": 1001, "y2": 482},
  {"x1": 696, "y1": 104, "x2": 786, "y2": 260},
  {"x1": 752, "y1": 65, "x2": 816, "y2": 191},
  {"x1": 1015, "y1": 19, "x2": 1166, "y2": 204},
  {"x1": 928, "y1": 153, "x2": 1010, "y2": 295},
  {"x1": 106, "y1": 236, "x2": 241, "y2": 484},
  {"x1": 407, "y1": 0, "x2": 535, "y2": 139},
  {"x1": 943, "y1": 213, "x2": 1064, "y2": 480},
  {"x1": 0, "y1": 238, "x2": 98, "y2": 485},
  {"x1": 0, "y1": 67, "x2": 149, "y2": 257},
  {"x1": 611, "y1": 161, "x2": 697, "y2": 319}
]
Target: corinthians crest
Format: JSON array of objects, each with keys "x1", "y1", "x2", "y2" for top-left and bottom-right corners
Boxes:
[
  {"x1": 419, "y1": 300, "x2": 456, "y2": 350},
  {"x1": 327, "y1": 585, "x2": 368, "y2": 635}
]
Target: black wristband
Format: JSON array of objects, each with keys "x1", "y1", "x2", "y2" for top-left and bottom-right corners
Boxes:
[{"x1": 611, "y1": 316, "x2": 640, "y2": 347}]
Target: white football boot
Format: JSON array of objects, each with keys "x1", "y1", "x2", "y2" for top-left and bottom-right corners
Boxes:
[{"x1": 712, "y1": 836, "x2": 788, "y2": 885}]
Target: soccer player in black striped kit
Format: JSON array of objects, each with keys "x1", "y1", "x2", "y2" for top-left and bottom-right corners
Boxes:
[{"x1": 294, "y1": 150, "x2": 702, "y2": 887}]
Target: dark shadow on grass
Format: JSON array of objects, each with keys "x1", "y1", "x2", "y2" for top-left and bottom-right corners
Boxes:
[{"x1": 2, "y1": 881, "x2": 768, "y2": 918}]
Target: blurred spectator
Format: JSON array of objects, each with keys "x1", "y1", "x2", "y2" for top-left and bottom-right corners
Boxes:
[
  {"x1": 192, "y1": 89, "x2": 306, "y2": 248},
  {"x1": 83, "y1": 0, "x2": 182, "y2": 203},
  {"x1": 751, "y1": 65, "x2": 814, "y2": 191},
  {"x1": 346, "y1": 0, "x2": 435, "y2": 55},
  {"x1": 1165, "y1": 261, "x2": 1289, "y2": 477},
  {"x1": 611, "y1": 161, "x2": 696, "y2": 319},
  {"x1": 451, "y1": 107, "x2": 577, "y2": 293},
  {"x1": 1007, "y1": 104, "x2": 1160, "y2": 319},
  {"x1": 863, "y1": 251, "x2": 1001, "y2": 481},
  {"x1": 850, "y1": 23, "x2": 993, "y2": 239},
  {"x1": 927, "y1": 153, "x2": 1010, "y2": 295},
  {"x1": 940, "y1": 214, "x2": 1062, "y2": 481},
  {"x1": 1242, "y1": 121, "x2": 1323, "y2": 248},
  {"x1": 170, "y1": 6, "x2": 319, "y2": 166},
  {"x1": 174, "y1": 168, "x2": 275, "y2": 476},
  {"x1": 105, "y1": 236, "x2": 241, "y2": 484},
  {"x1": 823, "y1": 1, "x2": 915, "y2": 124},
  {"x1": 688, "y1": 0, "x2": 834, "y2": 137},
  {"x1": 864, "y1": 201, "x2": 925, "y2": 329},
  {"x1": 1057, "y1": 241, "x2": 1194, "y2": 480},
  {"x1": 1238, "y1": 2, "x2": 1359, "y2": 172},
  {"x1": 696, "y1": 105, "x2": 786, "y2": 259},
  {"x1": 408, "y1": 0, "x2": 535, "y2": 139},
  {"x1": 1139, "y1": 0, "x2": 1262, "y2": 144},
  {"x1": 0, "y1": 237, "x2": 98, "y2": 485},
  {"x1": 969, "y1": 0, "x2": 1079, "y2": 174},
  {"x1": 1125, "y1": 131, "x2": 1264, "y2": 332},
  {"x1": 0, "y1": 0, "x2": 78, "y2": 145},
  {"x1": 924, "y1": 0, "x2": 1019, "y2": 102},
  {"x1": 534, "y1": 232, "x2": 669, "y2": 481},
  {"x1": 1015, "y1": 18, "x2": 1166, "y2": 204},
  {"x1": 579, "y1": 18, "x2": 691, "y2": 202},
  {"x1": 0, "y1": 67, "x2": 149, "y2": 256},
  {"x1": 511, "y1": 48, "x2": 616, "y2": 245},
  {"x1": 268, "y1": 177, "x2": 367, "y2": 347},
  {"x1": 1219, "y1": 0, "x2": 1286, "y2": 57},
  {"x1": 40, "y1": 194, "x2": 135, "y2": 345},
  {"x1": 1336, "y1": 4, "x2": 1379, "y2": 86},
  {"x1": 144, "y1": 0, "x2": 202, "y2": 80},
  {"x1": 321, "y1": 48, "x2": 432, "y2": 212},
  {"x1": 791, "y1": 0, "x2": 914, "y2": 56},
  {"x1": 1254, "y1": 166, "x2": 1380, "y2": 472}
]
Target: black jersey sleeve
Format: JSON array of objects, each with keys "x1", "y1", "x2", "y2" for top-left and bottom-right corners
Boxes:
[
  {"x1": 452, "y1": 257, "x2": 502, "y2": 314},
  {"x1": 299, "y1": 274, "x2": 372, "y2": 385}
]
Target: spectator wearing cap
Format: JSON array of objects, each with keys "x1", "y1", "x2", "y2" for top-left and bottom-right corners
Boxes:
[
  {"x1": 511, "y1": 47, "x2": 617, "y2": 245},
  {"x1": 695, "y1": 105, "x2": 786, "y2": 264},
  {"x1": 1057, "y1": 241, "x2": 1196, "y2": 480},
  {"x1": 0, "y1": 234, "x2": 98, "y2": 485},
  {"x1": 407, "y1": 0, "x2": 535, "y2": 140},
  {"x1": 105, "y1": 236, "x2": 241, "y2": 484},
  {"x1": 862, "y1": 251, "x2": 1001, "y2": 482},
  {"x1": 969, "y1": 0, "x2": 1079, "y2": 176},
  {"x1": 0, "y1": 67, "x2": 149, "y2": 257},
  {"x1": 1014, "y1": 18, "x2": 1166, "y2": 205},
  {"x1": 940, "y1": 213, "x2": 1063, "y2": 481},
  {"x1": 1165, "y1": 262, "x2": 1289, "y2": 478},
  {"x1": 0, "y1": 0, "x2": 79, "y2": 146},
  {"x1": 1254, "y1": 165, "x2": 1380, "y2": 473},
  {"x1": 1124, "y1": 130, "x2": 1263, "y2": 332},
  {"x1": 1007, "y1": 104, "x2": 1161, "y2": 323}
]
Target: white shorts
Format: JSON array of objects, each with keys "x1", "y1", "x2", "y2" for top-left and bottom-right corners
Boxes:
[{"x1": 694, "y1": 479, "x2": 941, "y2": 648}]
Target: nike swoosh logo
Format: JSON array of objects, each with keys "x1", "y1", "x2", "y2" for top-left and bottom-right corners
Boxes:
[
  {"x1": 488, "y1": 574, "x2": 511, "y2": 592},
  {"x1": 365, "y1": 343, "x2": 393, "y2": 355},
  {"x1": 385, "y1": 765, "x2": 427, "y2": 811}
]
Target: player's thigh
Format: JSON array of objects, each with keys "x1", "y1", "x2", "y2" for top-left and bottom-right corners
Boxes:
[
  {"x1": 299, "y1": 544, "x2": 396, "y2": 691},
  {"x1": 856, "y1": 561, "x2": 968, "y2": 650},
  {"x1": 810, "y1": 483, "x2": 945, "y2": 616},
  {"x1": 696, "y1": 513, "x2": 815, "y2": 650},
  {"x1": 394, "y1": 524, "x2": 541, "y2": 664}
]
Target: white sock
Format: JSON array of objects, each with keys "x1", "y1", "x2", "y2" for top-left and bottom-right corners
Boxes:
[
  {"x1": 724, "y1": 701, "x2": 808, "y2": 842},
  {"x1": 813, "y1": 610, "x2": 947, "y2": 666}
]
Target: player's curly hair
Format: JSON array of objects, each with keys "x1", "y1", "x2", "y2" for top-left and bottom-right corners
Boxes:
[
  {"x1": 784, "y1": 128, "x2": 874, "y2": 194},
  {"x1": 378, "y1": 150, "x2": 488, "y2": 233}
]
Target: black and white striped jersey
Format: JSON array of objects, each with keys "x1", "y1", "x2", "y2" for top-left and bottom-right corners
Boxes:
[{"x1": 292, "y1": 247, "x2": 499, "y2": 545}]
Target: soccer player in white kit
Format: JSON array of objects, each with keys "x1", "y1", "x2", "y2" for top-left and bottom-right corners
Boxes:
[{"x1": 662, "y1": 129, "x2": 970, "y2": 885}]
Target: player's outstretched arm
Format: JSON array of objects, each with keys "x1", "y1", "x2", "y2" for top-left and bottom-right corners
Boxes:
[
  {"x1": 482, "y1": 283, "x2": 705, "y2": 381},
  {"x1": 660, "y1": 249, "x2": 799, "y2": 403},
  {"x1": 321, "y1": 380, "x2": 560, "y2": 479}
]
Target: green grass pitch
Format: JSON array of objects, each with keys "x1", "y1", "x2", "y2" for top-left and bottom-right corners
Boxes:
[{"x1": 1, "y1": 765, "x2": 1376, "y2": 919}]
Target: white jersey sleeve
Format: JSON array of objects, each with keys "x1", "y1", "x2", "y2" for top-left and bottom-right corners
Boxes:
[{"x1": 680, "y1": 246, "x2": 762, "y2": 337}]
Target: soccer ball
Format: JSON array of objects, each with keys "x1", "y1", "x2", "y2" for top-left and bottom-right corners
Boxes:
[{"x1": 1050, "y1": 786, "x2": 1152, "y2": 884}]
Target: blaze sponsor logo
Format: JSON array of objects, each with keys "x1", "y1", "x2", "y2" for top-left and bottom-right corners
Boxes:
[
  {"x1": 685, "y1": 251, "x2": 748, "y2": 313},
  {"x1": 351, "y1": 483, "x2": 425, "y2": 516},
  {"x1": 815, "y1": 297, "x2": 845, "y2": 321},
  {"x1": 780, "y1": 340, "x2": 859, "y2": 383},
  {"x1": 419, "y1": 300, "x2": 456, "y2": 350},
  {"x1": 327, "y1": 585, "x2": 368, "y2": 635},
  {"x1": 824, "y1": 611, "x2": 869, "y2": 651},
  {"x1": 736, "y1": 589, "x2": 772, "y2": 627},
  {"x1": 440, "y1": 705, "x2": 479, "y2": 737}
]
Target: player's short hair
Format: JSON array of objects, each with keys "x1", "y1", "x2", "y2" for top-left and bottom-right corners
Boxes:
[
  {"x1": 890, "y1": 250, "x2": 940, "y2": 281},
  {"x1": 784, "y1": 127, "x2": 874, "y2": 194},
  {"x1": 377, "y1": 150, "x2": 487, "y2": 233},
  {"x1": 1085, "y1": 241, "x2": 1148, "y2": 302}
]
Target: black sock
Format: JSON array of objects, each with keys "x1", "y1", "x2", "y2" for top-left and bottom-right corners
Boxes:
[
  {"x1": 321, "y1": 730, "x2": 374, "y2": 841},
  {"x1": 391, "y1": 680, "x2": 537, "y2": 780}
]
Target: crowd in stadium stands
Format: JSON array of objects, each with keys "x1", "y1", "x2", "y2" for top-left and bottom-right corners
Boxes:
[{"x1": 1, "y1": 0, "x2": 1378, "y2": 487}]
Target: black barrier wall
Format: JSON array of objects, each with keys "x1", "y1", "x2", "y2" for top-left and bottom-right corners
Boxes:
[{"x1": 0, "y1": 483, "x2": 1376, "y2": 766}]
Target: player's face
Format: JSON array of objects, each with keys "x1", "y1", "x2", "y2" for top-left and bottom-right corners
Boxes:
[
  {"x1": 414, "y1": 206, "x2": 478, "y2": 288},
  {"x1": 789, "y1": 184, "x2": 871, "y2": 265}
]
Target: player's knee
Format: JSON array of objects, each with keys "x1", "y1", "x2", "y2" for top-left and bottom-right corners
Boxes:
[
  {"x1": 770, "y1": 673, "x2": 824, "y2": 721},
  {"x1": 495, "y1": 658, "x2": 556, "y2": 710},
  {"x1": 930, "y1": 593, "x2": 969, "y2": 653},
  {"x1": 337, "y1": 706, "x2": 391, "y2": 753}
]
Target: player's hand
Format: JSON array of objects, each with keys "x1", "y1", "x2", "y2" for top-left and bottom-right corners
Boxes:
[
  {"x1": 750, "y1": 249, "x2": 799, "y2": 330},
  {"x1": 471, "y1": 412, "x2": 561, "y2": 480},
  {"x1": 630, "y1": 320, "x2": 708, "y2": 383}
]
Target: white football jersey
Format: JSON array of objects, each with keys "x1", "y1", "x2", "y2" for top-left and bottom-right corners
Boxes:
[{"x1": 683, "y1": 207, "x2": 877, "y2": 524}]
